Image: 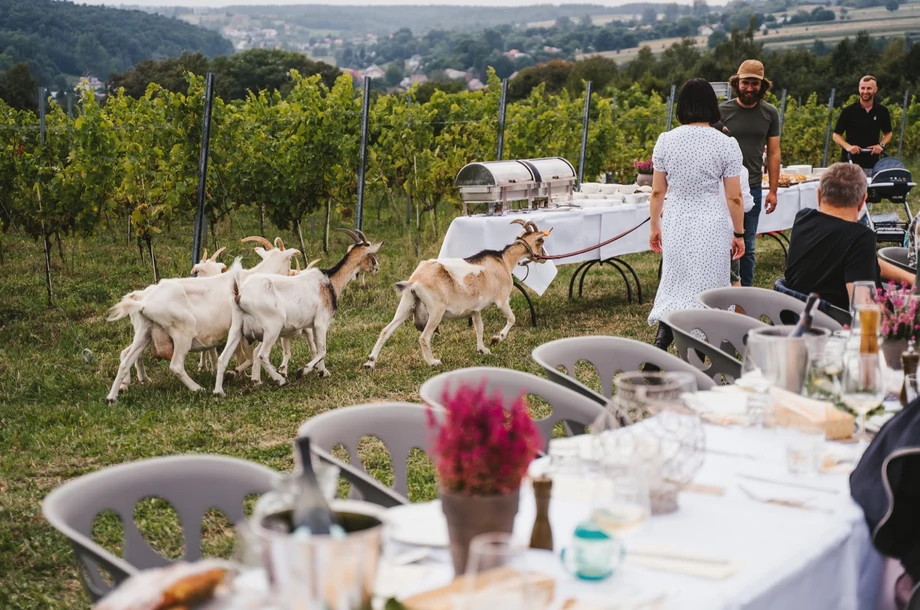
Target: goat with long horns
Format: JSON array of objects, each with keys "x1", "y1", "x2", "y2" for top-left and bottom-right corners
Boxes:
[{"x1": 364, "y1": 219, "x2": 551, "y2": 370}]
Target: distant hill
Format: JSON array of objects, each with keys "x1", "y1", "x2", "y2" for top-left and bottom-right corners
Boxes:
[{"x1": 0, "y1": 0, "x2": 233, "y2": 86}]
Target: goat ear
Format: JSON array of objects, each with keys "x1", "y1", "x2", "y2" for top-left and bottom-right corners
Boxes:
[
  {"x1": 255, "y1": 247, "x2": 269, "y2": 259},
  {"x1": 367, "y1": 242, "x2": 383, "y2": 254},
  {"x1": 285, "y1": 249, "x2": 302, "y2": 259},
  {"x1": 542, "y1": 228, "x2": 553, "y2": 236}
]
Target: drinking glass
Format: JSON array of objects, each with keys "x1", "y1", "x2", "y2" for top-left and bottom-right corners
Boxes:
[
  {"x1": 805, "y1": 335, "x2": 847, "y2": 402},
  {"x1": 590, "y1": 462, "x2": 651, "y2": 537},
  {"x1": 784, "y1": 419, "x2": 827, "y2": 474},
  {"x1": 841, "y1": 350, "x2": 886, "y2": 445},
  {"x1": 461, "y1": 533, "x2": 532, "y2": 610},
  {"x1": 906, "y1": 374, "x2": 920, "y2": 404},
  {"x1": 737, "y1": 332, "x2": 782, "y2": 427},
  {"x1": 849, "y1": 283, "x2": 879, "y2": 337}
]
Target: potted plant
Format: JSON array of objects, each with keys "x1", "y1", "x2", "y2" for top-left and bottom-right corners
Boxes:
[
  {"x1": 634, "y1": 159, "x2": 654, "y2": 187},
  {"x1": 427, "y1": 382, "x2": 543, "y2": 575},
  {"x1": 874, "y1": 282, "x2": 920, "y2": 369}
]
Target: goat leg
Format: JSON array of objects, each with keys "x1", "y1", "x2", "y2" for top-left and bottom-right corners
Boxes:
[
  {"x1": 419, "y1": 306, "x2": 446, "y2": 366},
  {"x1": 296, "y1": 324, "x2": 328, "y2": 378},
  {"x1": 491, "y1": 298, "x2": 516, "y2": 346},
  {"x1": 108, "y1": 323, "x2": 152, "y2": 402},
  {"x1": 471, "y1": 311, "x2": 491, "y2": 355},
  {"x1": 166, "y1": 334, "x2": 203, "y2": 392},
  {"x1": 214, "y1": 318, "x2": 246, "y2": 396},
  {"x1": 255, "y1": 329, "x2": 286, "y2": 386},
  {"x1": 364, "y1": 290, "x2": 416, "y2": 371}
]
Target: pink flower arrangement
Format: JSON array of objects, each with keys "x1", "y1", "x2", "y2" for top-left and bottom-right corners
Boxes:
[
  {"x1": 427, "y1": 382, "x2": 543, "y2": 496},
  {"x1": 634, "y1": 159, "x2": 654, "y2": 174},
  {"x1": 874, "y1": 282, "x2": 920, "y2": 341}
]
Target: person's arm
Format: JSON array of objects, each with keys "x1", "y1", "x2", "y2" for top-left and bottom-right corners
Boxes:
[
  {"x1": 723, "y1": 175, "x2": 745, "y2": 260},
  {"x1": 879, "y1": 259, "x2": 914, "y2": 286},
  {"x1": 764, "y1": 135, "x2": 780, "y2": 213},
  {"x1": 649, "y1": 170, "x2": 667, "y2": 253},
  {"x1": 872, "y1": 109, "x2": 894, "y2": 155},
  {"x1": 833, "y1": 132, "x2": 861, "y2": 155}
]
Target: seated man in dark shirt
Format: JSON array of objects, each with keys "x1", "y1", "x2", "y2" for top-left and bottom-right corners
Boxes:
[{"x1": 785, "y1": 163, "x2": 913, "y2": 310}]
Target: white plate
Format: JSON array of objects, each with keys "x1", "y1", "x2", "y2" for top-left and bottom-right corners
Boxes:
[{"x1": 386, "y1": 501, "x2": 450, "y2": 548}]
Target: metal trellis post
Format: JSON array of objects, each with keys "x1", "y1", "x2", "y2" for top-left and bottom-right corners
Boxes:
[
  {"x1": 355, "y1": 76, "x2": 371, "y2": 232},
  {"x1": 496, "y1": 78, "x2": 509, "y2": 161},
  {"x1": 191, "y1": 72, "x2": 215, "y2": 269},
  {"x1": 39, "y1": 87, "x2": 47, "y2": 145},
  {"x1": 821, "y1": 88, "x2": 836, "y2": 169},
  {"x1": 577, "y1": 81, "x2": 592, "y2": 188},
  {"x1": 778, "y1": 89, "x2": 788, "y2": 141},
  {"x1": 665, "y1": 84, "x2": 677, "y2": 131},
  {"x1": 898, "y1": 90, "x2": 910, "y2": 159}
]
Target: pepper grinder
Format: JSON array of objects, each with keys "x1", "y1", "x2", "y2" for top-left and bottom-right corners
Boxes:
[
  {"x1": 530, "y1": 475, "x2": 553, "y2": 551},
  {"x1": 900, "y1": 340, "x2": 920, "y2": 407}
]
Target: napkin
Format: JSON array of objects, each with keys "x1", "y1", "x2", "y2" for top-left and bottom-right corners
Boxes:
[
  {"x1": 682, "y1": 391, "x2": 749, "y2": 426},
  {"x1": 626, "y1": 544, "x2": 740, "y2": 580},
  {"x1": 513, "y1": 260, "x2": 557, "y2": 296},
  {"x1": 374, "y1": 563, "x2": 433, "y2": 600}
]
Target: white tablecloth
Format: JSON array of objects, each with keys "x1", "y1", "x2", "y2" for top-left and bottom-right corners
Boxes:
[
  {"x1": 440, "y1": 183, "x2": 818, "y2": 292},
  {"x1": 391, "y1": 424, "x2": 883, "y2": 610}
]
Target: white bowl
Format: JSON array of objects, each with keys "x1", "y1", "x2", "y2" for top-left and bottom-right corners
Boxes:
[
  {"x1": 624, "y1": 194, "x2": 642, "y2": 205},
  {"x1": 787, "y1": 165, "x2": 812, "y2": 175},
  {"x1": 614, "y1": 184, "x2": 636, "y2": 195},
  {"x1": 580, "y1": 183, "x2": 601, "y2": 194},
  {"x1": 605, "y1": 194, "x2": 625, "y2": 204}
]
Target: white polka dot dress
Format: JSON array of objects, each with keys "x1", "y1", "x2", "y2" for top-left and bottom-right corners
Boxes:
[{"x1": 648, "y1": 125, "x2": 744, "y2": 326}]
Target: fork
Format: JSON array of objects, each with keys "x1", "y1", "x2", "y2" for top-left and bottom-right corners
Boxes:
[{"x1": 738, "y1": 483, "x2": 834, "y2": 513}]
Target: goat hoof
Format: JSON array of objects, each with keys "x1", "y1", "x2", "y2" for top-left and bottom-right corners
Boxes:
[
  {"x1": 363, "y1": 361, "x2": 376, "y2": 371},
  {"x1": 213, "y1": 389, "x2": 225, "y2": 397},
  {"x1": 478, "y1": 347, "x2": 491, "y2": 355},
  {"x1": 295, "y1": 368, "x2": 310, "y2": 379},
  {"x1": 252, "y1": 380, "x2": 263, "y2": 388},
  {"x1": 490, "y1": 336, "x2": 501, "y2": 346},
  {"x1": 279, "y1": 367, "x2": 288, "y2": 376},
  {"x1": 225, "y1": 370, "x2": 238, "y2": 380},
  {"x1": 318, "y1": 369, "x2": 331, "y2": 379},
  {"x1": 277, "y1": 378, "x2": 287, "y2": 387},
  {"x1": 106, "y1": 397, "x2": 118, "y2": 404},
  {"x1": 428, "y1": 359, "x2": 442, "y2": 367}
]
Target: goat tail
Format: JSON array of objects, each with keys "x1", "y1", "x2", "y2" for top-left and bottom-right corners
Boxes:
[
  {"x1": 107, "y1": 295, "x2": 145, "y2": 322},
  {"x1": 232, "y1": 277, "x2": 242, "y2": 305}
]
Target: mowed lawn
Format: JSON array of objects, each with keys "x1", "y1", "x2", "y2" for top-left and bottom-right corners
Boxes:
[{"x1": 0, "y1": 198, "x2": 822, "y2": 608}]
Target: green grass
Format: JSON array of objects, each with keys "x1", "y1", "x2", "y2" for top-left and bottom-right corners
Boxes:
[{"x1": 0, "y1": 184, "x2": 909, "y2": 608}]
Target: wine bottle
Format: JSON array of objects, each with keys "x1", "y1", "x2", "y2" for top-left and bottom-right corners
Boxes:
[
  {"x1": 790, "y1": 293, "x2": 820, "y2": 338},
  {"x1": 291, "y1": 437, "x2": 334, "y2": 535}
]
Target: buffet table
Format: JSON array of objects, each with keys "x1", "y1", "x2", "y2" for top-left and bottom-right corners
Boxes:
[{"x1": 439, "y1": 182, "x2": 819, "y2": 296}]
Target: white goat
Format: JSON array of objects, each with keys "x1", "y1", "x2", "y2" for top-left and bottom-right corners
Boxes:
[
  {"x1": 364, "y1": 219, "x2": 551, "y2": 370},
  {"x1": 214, "y1": 229, "x2": 382, "y2": 396},
  {"x1": 106, "y1": 238, "x2": 300, "y2": 402}
]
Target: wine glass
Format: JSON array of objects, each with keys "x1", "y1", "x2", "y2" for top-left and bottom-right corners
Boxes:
[
  {"x1": 461, "y1": 533, "x2": 532, "y2": 610},
  {"x1": 906, "y1": 373, "x2": 920, "y2": 404},
  {"x1": 805, "y1": 335, "x2": 847, "y2": 402},
  {"x1": 841, "y1": 350, "x2": 886, "y2": 446}
]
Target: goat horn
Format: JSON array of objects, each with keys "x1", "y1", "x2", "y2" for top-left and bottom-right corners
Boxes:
[
  {"x1": 294, "y1": 256, "x2": 302, "y2": 271},
  {"x1": 335, "y1": 228, "x2": 362, "y2": 244},
  {"x1": 210, "y1": 247, "x2": 226, "y2": 261},
  {"x1": 307, "y1": 258, "x2": 321, "y2": 268},
  {"x1": 509, "y1": 218, "x2": 535, "y2": 233},
  {"x1": 274, "y1": 237, "x2": 286, "y2": 250},
  {"x1": 354, "y1": 229, "x2": 370, "y2": 245},
  {"x1": 524, "y1": 221, "x2": 539, "y2": 233},
  {"x1": 199, "y1": 249, "x2": 208, "y2": 264},
  {"x1": 241, "y1": 235, "x2": 273, "y2": 249}
]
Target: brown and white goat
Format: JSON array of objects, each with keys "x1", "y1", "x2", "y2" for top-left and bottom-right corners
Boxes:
[
  {"x1": 106, "y1": 236, "x2": 300, "y2": 402},
  {"x1": 213, "y1": 229, "x2": 382, "y2": 395},
  {"x1": 364, "y1": 220, "x2": 551, "y2": 370}
]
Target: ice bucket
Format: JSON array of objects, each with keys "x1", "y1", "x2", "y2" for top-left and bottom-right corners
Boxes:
[
  {"x1": 253, "y1": 500, "x2": 386, "y2": 610},
  {"x1": 746, "y1": 326, "x2": 831, "y2": 393}
]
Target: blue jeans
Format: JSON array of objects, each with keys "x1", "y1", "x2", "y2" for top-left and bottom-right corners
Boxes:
[{"x1": 741, "y1": 187, "x2": 763, "y2": 287}]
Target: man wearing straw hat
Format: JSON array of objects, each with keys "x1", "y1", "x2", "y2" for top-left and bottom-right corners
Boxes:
[{"x1": 720, "y1": 59, "x2": 781, "y2": 287}]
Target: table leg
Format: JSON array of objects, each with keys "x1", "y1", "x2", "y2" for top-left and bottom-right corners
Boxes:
[
  {"x1": 512, "y1": 277, "x2": 537, "y2": 327},
  {"x1": 610, "y1": 257, "x2": 643, "y2": 304},
  {"x1": 759, "y1": 232, "x2": 789, "y2": 259},
  {"x1": 602, "y1": 260, "x2": 633, "y2": 304}
]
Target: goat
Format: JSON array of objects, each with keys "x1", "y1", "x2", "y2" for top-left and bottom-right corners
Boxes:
[
  {"x1": 117, "y1": 247, "x2": 229, "y2": 390},
  {"x1": 364, "y1": 219, "x2": 551, "y2": 370},
  {"x1": 214, "y1": 229, "x2": 382, "y2": 396},
  {"x1": 106, "y1": 236, "x2": 300, "y2": 402}
]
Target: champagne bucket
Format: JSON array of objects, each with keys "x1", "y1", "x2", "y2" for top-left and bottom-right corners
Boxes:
[
  {"x1": 253, "y1": 499, "x2": 386, "y2": 610},
  {"x1": 747, "y1": 326, "x2": 831, "y2": 393}
]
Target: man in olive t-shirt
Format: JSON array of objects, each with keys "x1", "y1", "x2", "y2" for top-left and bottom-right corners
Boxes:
[{"x1": 719, "y1": 59, "x2": 781, "y2": 287}]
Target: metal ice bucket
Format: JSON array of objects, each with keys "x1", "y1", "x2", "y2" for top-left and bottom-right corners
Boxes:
[
  {"x1": 254, "y1": 499, "x2": 386, "y2": 610},
  {"x1": 746, "y1": 326, "x2": 831, "y2": 393}
]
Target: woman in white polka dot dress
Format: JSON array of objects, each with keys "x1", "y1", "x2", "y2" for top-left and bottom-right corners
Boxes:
[{"x1": 648, "y1": 78, "x2": 747, "y2": 350}]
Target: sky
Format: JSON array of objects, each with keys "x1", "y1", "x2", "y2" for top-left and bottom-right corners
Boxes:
[{"x1": 75, "y1": 0, "x2": 713, "y2": 7}]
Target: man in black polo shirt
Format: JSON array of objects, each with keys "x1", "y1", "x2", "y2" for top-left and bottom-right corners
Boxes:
[
  {"x1": 832, "y1": 75, "x2": 893, "y2": 171},
  {"x1": 785, "y1": 163, "x2": 912, "y2": 311}
]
